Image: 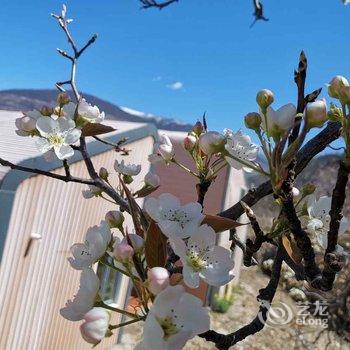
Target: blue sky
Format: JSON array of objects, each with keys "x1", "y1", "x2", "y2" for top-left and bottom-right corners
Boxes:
[{"x1": 0, "y1": 0, "x2": 349, "y2": 139}]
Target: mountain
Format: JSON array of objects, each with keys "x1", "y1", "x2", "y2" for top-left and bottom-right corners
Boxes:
[{"x1": 0, "y1": 89, "x2": 192, "y2": 132}]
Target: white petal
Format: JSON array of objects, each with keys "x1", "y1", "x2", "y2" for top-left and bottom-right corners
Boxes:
[
  {"x1": 183, "y1": 266, "x2": 200, "y2": 289},
  {"x1": 64, "y1": 128, "x2": 81, "y2": 145},
  {"x1": 36, "y1": 137, "x2": 53, "y2": 153},
  {"x1": 144, "y1": 197, "x2": 162, "y2": 221},
  {"x1": 57, "y1": 117, "x2": 75, "y2": 132},
  {"x1": 159, "y1": 193, "x2": 181, "y2": 210},
  {"x1": 55, "y1": 144, "x2": 74, "y2": 160},
  {"x1": 36, "y1": 117, "x2": 57, "y2": 137}
]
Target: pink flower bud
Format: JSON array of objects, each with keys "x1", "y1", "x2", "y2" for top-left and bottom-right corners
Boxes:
[
  {"x1": 147, "y1": 267, "x2": 170, "y2": 295},
  {"x1": 328, "y1": 75, "x2": 349, "y2": 99},
  {"x1": 183, "y1": 134, "x2": 197, "y2": 151},
  {"x1": 122, "y1": 234, "x2": 145, "y2": 254},
  {"x1": 20, "y1": 116, "x2": 37, "y2": 132},
  {"x1": 305, "y1": 99, "x2": 328, "y2": 129},
  {"x1": 199, "y1": 131, "x2": 226, "y2": 155},
  {"x1": 256, "y1": 89, "x2": 274, "y2": 109},
  {"x1": 144, "y1": 171, "x2": 160, "y2": 188},
  {"x1": 113, "y1": 242, "x2": 134, "y2": 262},
  {"x1": 80, "y1": 308, "x2": 110, "y2": 345},
  {"x1": 105, "y1": 210, "x2": 124, "y2": 229}
]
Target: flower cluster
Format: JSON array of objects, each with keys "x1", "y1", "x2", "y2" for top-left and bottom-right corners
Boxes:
[{"x1": 15, "y1": 93, "x2": 105, "y2": 160}]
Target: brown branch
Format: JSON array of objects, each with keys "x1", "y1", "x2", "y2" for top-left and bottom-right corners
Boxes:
[
  {"x1": 199, "y1": 246, "x2": 283, "y2": 349},
  {"x1": 250, "y1": 0, "x2": 269, "y2": 28},
  {"x1": 320, "y1": 160, "x2": 350, "y2": 290},
  {"x1": 219, "y1": 121, "x2": 341, "y2": 220},
  {"x1": 0, "y1": 157, "x2": 95, "y2": 186},
  {"x1": 140, "y1": 0, "x2": 178, "y2": 9}
]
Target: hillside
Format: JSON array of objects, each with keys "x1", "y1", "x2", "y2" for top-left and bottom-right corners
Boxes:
[{"x1": 0, "y1": 89, "x2": 192, "y2": 132}]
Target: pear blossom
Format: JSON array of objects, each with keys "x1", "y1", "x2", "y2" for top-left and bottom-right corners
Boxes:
[
  {"x1": 260, "y1": 103, "x2": 297, "y2": 139},
  {"x1": 60, "y1": 268, "x2": 100, "y2": 321},
  {"x1": 144, "y1": 193, "x2": 204, "y2": 239},
  {"x1": 199, "y1": 131, "x2": 226, "y2": 155},
  {"x1": 224, "y1": 129, "x2": 259, "y2": 172},
  {"x1": 36, "y1": 116, "x2": 81, "y2": 160},
  {"x1": 126, "y1": 233, "x2": 145, "y2": 254},
  {"x1": 149, "y1": 134, "x2": 174, "y2": 164},
  {"x1": 170, "y1": 225, "x2": 235, "y2": 288},
  {"x1": 114, "y1": 159, "x2": 141, "y2": 176},
  {"x1": 144, "y1": 171, "x2": 160, "y2": 188},
  {"x1": 82, "y1": 185, "x2": 102, "y2": 199},
  {"x1": 183, "y1": 134, "x2": 197, "y2": 151},
  {"x1": 141, "y1": 285, "x2": 210, "y2": 350},
  {"x1": 307, "y1": 195, "x2": 349, "y2": 248},
  {"x1": 15, "y1": 110, "x2": 42, "y2": 136},
  {"x1": 80, "y1": 308, "x2": 110, "y2": 345},
  {"x1": 62, "y1": 101, "x2": 77, "y2": 120},
  {"x1": 327, "y1": 75, "x2": 349, "y2": 99},
  {"x1": 147, "y1": 267, "x2": 170, "y2": 295},
  {"x1": 256, "y1": 89, "x2": 274, "y2": 109},
  {"x1": 77, "y1": 99, "x2": 105, "y2": 124},
  {"x1": 68, "y1": 221, "x2": 111, "y2": 270}
]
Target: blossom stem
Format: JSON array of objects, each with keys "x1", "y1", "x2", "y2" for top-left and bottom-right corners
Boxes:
[
  {"x1": 109, "y1": 316, "x2": 145, "y2": 330},
  {"x1": 171, "y1": 158, "x2": 198, "y2": 177},
  {"x1": 101, "y1": 194, "x2": 117, "y2": 204},
  {"x1": 225, "y1": 154, "x2": 269, "y2": 176},
  {"x1": 96, "y1": 301, "x2": 140, "y2": 319},
  {"x1": 98, "y1": 257, "x2": 133, "y2": 278}
]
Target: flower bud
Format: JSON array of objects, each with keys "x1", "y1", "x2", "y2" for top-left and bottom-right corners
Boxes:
[
  {"x1": 292, "y1": 187, "x2": 300, "y2": 198},
  {"x1": 113, "y1": 242, "x2": 134, "y2": 262},
  {"x1": 80, "y1": 308, "x2": 110, "y2": 345},
  {"x1": 256, "y1": 89, "x2": 274, "y2": 109},
  {"x1": 199, "y1": 131, "x2": 226, "y2": 155},
  {"x1": 183, "y1": 134, "x2": 197, "y2": 151},
  {"x1": 192, "y1": 121, "x2": 204, "y2": 136},
  {"x1": 244, "y1": 112, "x2": 262, "y2": 130},
  {"x1": 57, "y1": 92, "x2": 70, "y2": 107},
  {"x1": 105, "y1": 210, "x2": 124, "y2": 229},
  {"x1": 82, "y1": 185, "x2": 102, "y2": 199},
  {"x1": 301, "y1": 183, "x2": 316, "y2": 196},
  {"x1": 99, "y1": 167, "x2": 109, "y2": 181},
  {"x1": 327, "y1": 75, "x2": 349, "y2": 99},
  {"x1": 40, "y1": 106, "x2": 54, "y2": 116},
  {"x1": 147, "y1": 267, "x2": 170, "y2": 295},
  {"x1": 123, "y1": 174, "x2": 133, "y2": 184},
  {"x1": 327, "y1": 103, "x2": 343, "y2": 122},
  {"x1": 144, "y1": 171, "x2": 160, "y2": 188},
  {"x1": 305, "y1": 99, "x2": 328, "y2": 129},
  {"x1": 123, "y1": 234, "x2": 145, "y2": 254},
  {"x1": 20, "y1": 116, "x2": 37, "y2": 132}
]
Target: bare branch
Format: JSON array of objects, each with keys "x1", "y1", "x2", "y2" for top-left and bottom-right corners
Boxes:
[
  {"x1": 140, "y1": 0, "x2": 179, "y2": 10},
  {"x1": 0, "y1": 157, "x2": 95, "y2": 186}
]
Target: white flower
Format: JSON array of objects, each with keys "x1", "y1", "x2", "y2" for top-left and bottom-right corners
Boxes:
[
  {"x1": 114, "y1": 159, "x2": 141, "y2": 176},
  {"x1": 327, "y1": 75, "x2": 349, "y2": 99},
  {"x1": 224, "y1": 129, "x2": 259, "y2": 172},
  {"x1": 78, "y1": 99, "x2": 105, "y2": 123},
  {"x1": 60, "y1": 268, "x2": 100, "y2": 321},
  {"x1": 80, "y1": 307, "x2": 110, "y2": 345},
  {"x1": 62, "y1": 102, "x2": 77, "y2": 120},
  {"x1": 147, "y1": 267, "x2": 170, "y2": 295},
  {"x1": 142, "y1": 285, "x2": 210, "y2": 350},
  {"x1": 149, "y1": 134, "x2": 174, "y2": 164},
  {"x1": 170, "y1": 225, "x2": 234, "y2": 288},
  {"x1": 15, "y1": 110, "x2": 42, "y2": 136},
  {"x1": 126, "y1": 233, "x2": 145, "y2": 254},
  {"x1": 260, "y1": 103, "x2": 297, "y2": 139},
  {"x1": 82, "y1": 185, "x2": 102, "y2": 199},
  {"x1": 144, "y1": 193, "x2": 204, "y2": 239},
  {"x1": 36, "y1": 116, "x2": 81, "y2": 160},
  {"x1": 144, "y1": 171, "x2": 160, "y2": 188},
  {"x1": 68, "y1": 221, "x2": 111, "y2": 270},
  {"x1": 199, "y1": 131, "x2": 226, "y2": 155},
  {"x1": 307, "y1": 195, "x2": 349, "y2": 248}
]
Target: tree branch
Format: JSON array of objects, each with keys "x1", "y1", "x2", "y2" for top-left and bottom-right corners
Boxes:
[
  {"x1": 219, "y1": 121, "x2": 341, "y2": 220},
  {"x1": 140, "y1": 0, "x2": 179, "y2": 10},
  {"x1": 199, "y1": 246, "x2": 283, "y2": 349},
  {"x1": 320, "y1": 160, "x2": 350, "y2": 290}
]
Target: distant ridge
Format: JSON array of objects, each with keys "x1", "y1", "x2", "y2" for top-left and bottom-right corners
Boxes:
[{"x1": 0, "y1": 89, "x2": 192, "y2": 132}]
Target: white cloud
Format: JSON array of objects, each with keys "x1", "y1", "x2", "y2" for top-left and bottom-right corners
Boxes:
[{"x1": 167, "y1": 81, "x2": 184, "y2": 90}]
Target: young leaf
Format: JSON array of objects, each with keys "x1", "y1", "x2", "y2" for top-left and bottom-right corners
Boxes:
[
  {"x1": 145, "y1": 221, "x2": 168, "y2": 268},
  {"x1": 82, "y1": 123, "x2": 115, "y2": 137},
  {"x1": 202, "y1": 215, "x2": 244, "y2": 233}
]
